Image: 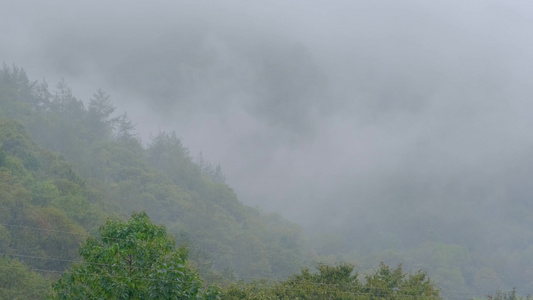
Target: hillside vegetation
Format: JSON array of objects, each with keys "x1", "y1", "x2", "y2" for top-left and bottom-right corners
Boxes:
[
  {"x1": 2, "y1": 64, "x2": 532, "y2": 299},
  {"x1": 0, "y1": 64, "x2": 305, "y2": 290}
]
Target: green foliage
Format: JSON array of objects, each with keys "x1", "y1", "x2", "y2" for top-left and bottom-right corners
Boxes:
[
  {"x1": 31, "y1": 180, "x2": 61, "y2": 207},
  {"x1": 274, "y1": 263, "x2": 360, "y2": 299},
  {"x1": 0, "y1": 165, "x2": 87, "y2": 271},
  {"x1": 50, "y1": 211, "x2": 219, "y2": 299},
  {"x1": 0, "y1": 115, "x2": 104, "y2": 278},
  {"x1": 1, "y1": 62, "x2": 514, "y2": 298},
  {"x1": 0, "y1": 256, "x2": 50, "y2": 300},
  {"x1": 221, "y1": 263, "x2": 441, "y2": 300},
  {"x1": 147, "y1": 131, "x2": 202, "y2": 191},
  {"x1": 363, "y1": 263, "x2": 440, "y2": 299},
  {"x1": 221, "y1": 280, "x2": 274, "y2": 300},
  {"x1": 86, "y1": 89, "x2": 116, "y2": 139},
  {"x1": 483, "y1": 288, "x2": 533, "y2": 300},
  {"x1": 0, "y1": 64, "x2": 306, "y2": 282}
]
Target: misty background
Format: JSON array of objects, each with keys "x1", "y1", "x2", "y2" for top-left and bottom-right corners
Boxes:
[{"x1": 2, "y1": 0, "x2": 533, "y2": 260}]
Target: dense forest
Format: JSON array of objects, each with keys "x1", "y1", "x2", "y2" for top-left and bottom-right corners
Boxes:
[
  {"x1": 0, "y1": 64, "x2": 531, "y2": 299},
  {"x1": 0, "y1": 64, "x2": 305, "y2": 296}
]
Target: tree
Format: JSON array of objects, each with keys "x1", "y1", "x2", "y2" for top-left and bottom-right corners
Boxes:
[
  {"x1": 222, "y1": 262, "x2": 441, "y2": 300},
  {"x1": 50, "y1": 79, "x2": 85, "y2": 118},
  {"x1": 274, "y1": 263, "x2": 362, "y2": 299},
  {"x1": 115, "y1": 112, "x2": 134, "y2": 139},
  {"x1": 363, "y1": 263, "x2": 440, "y2": 299},
  {"x1": 87, "y1": 89, "x2": 116, "y2": 138},
  {"x1": 485, "y1": 288, "x2": 533, "y2": 300},
  {"x1": 0, "y1": 256, "x2": 50, "y2": 300},
  {"x1": 50, "y1": 211, "x2": 219, "y2": 299},
  {"x1": 147, "y1": 131, "x2": 202, "y2": 190}
]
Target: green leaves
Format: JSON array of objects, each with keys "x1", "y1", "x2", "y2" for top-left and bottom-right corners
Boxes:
[
  {"x1": 1, "y1": 66, "x2": 307, "y2": 282},
  {"x1": 0, "y1": 256, "x2": 50, "y2": 300},
  {"x1": 50, "y1": 211, "x2": 218, "y2": 299},
  {"x1": 362, "y1": 263, "x2": 440, "y2": 299},
  {"x1": 221, "y1": 262, "x2": 441, "y2": 300}
]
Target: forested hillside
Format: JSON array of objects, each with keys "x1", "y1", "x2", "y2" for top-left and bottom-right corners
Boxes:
[
  {"x1": 3, "y1": 64, "x2": 533, "y2": 299},
  {"x1": 0, "y1": 64, "x2": 305, "y2": 292}
]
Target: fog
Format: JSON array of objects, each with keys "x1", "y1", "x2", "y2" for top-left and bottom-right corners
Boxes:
[{"x1": 2, "y1": 0, "x2": 533, "y2": 243}]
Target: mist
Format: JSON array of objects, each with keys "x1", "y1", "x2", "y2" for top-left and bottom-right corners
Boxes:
[{"x1": 3, "y1": 0, "x2": 533, "y2": 260}]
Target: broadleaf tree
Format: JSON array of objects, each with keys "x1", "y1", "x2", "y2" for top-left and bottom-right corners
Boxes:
[{"x1": 50, "y1": 211, "x2": 220, "y2": 299}]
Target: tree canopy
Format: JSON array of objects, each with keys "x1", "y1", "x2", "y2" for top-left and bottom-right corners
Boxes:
[
  {"x1": 5, "y1": 63, "x2": 533, "y2": 298},
  {"x1": 222, "y1": 263, "x2": 441, "y2": 300},
  {"x1": 50, "y1": 211, "x2": 219, "y2": 299}
]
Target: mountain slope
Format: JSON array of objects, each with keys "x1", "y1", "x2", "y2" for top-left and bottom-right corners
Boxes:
[{"x1": 0, "y1": 64, "x2": 305, "y2": 284}]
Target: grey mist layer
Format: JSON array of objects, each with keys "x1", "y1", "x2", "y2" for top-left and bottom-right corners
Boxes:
[{"x1": 2, "y1": 0, "x2": 533, "y2": 254}]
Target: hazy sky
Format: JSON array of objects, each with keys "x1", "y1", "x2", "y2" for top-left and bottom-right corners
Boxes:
[{"x1": 2, "y1": 0, "x2": 533, "y2": 236}]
